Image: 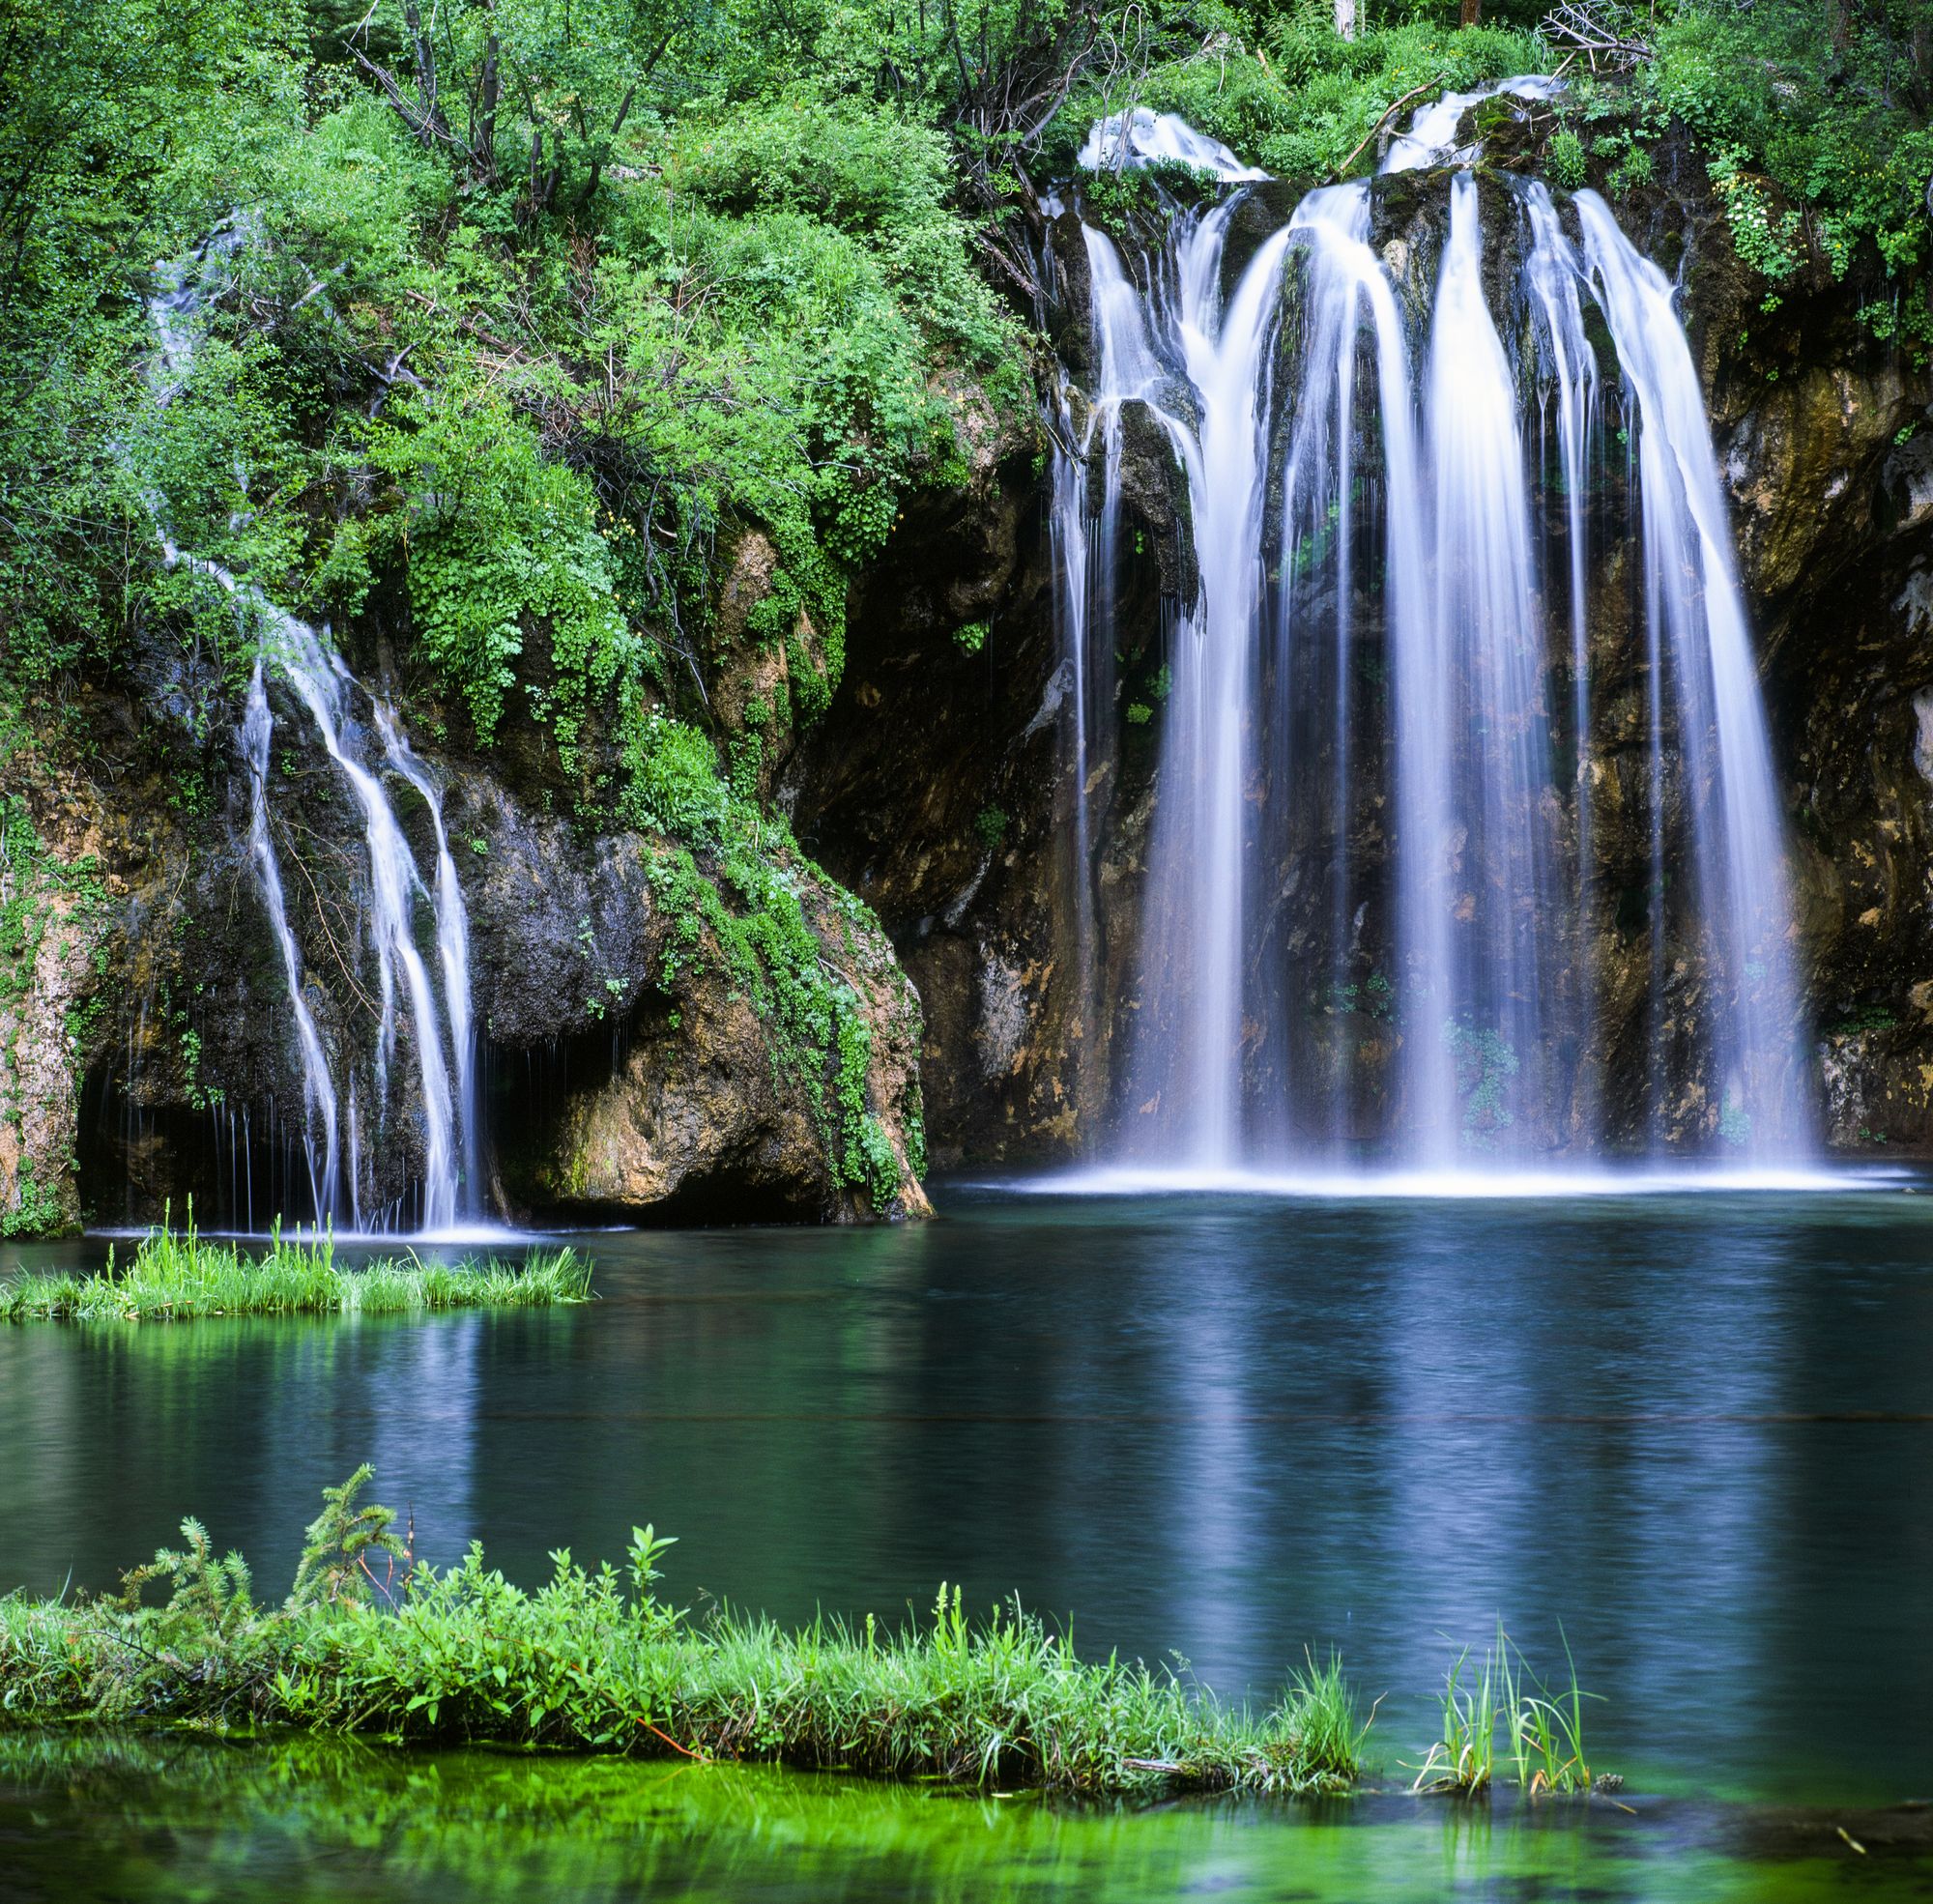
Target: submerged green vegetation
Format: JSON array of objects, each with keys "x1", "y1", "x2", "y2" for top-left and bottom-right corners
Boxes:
[
  {"x1": 1, "y1": 1221, "x2": 591, "y2": 1319},
  {"x1": 0, "y1": 1470, "x2": 1371, "y2": 1795},
  {"x1": 11, "y1": 1731, "x2": 1917, "y2": 1904}
]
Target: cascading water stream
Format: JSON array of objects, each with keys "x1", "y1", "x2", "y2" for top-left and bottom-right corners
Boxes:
[
  {"x1": 1275, "y1": 183, "x2": 1428, "y2": 1157},
  {"x1": 376, "y1": 705, "x2": 480, "y2": 1211},
  {"x1": 1522, "y1": 184, "x2": 1599, "y2": 1064},
  {"x1": 1109, "y1": 208, "x2": 1294, "y2": 1165},
  {"x1": 1575, "y1": 189, "x2": 1808, "y2": 1154},
  {"x1": 241, "y1": 659, "x2": 347, "y2": 1226},
  {"x1": 1408, "y1": 171, "x2": 1563, "y2": 1163},
  {"x1": 143, "y1": 232, "x2": 486, "y2": 1230},
  {"x1": 266, "y1": 618, "x2": 465, "y2": 1232},
  {"x1": 1055, "y1": 97, "x2": 1814, "y2": 1174}
]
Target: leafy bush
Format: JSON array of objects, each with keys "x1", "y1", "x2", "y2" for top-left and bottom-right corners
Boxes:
[
  {"x1": 1637, "y1": 0, "x2": 1933, "y2": 340},
  {"x1": 1547, "y1": 128, "x2": 1587, "y2": 190}
]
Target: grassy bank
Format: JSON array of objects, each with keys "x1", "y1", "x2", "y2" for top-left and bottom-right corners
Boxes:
[
  {"x1": 2, "y1": 1222, "x2": 591, "y2": 1320},
  {"x1": 0, "y1": 1471, "x2": 1368, "y2": 1797}
]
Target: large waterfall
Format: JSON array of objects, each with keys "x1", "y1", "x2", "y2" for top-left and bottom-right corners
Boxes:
[
  {"x1": 1052, "y1": 96, "x2": 1811, "y2": 1178},
  {"x1": 144, "y1": 236, "x2": 487, "y2": 1234}
]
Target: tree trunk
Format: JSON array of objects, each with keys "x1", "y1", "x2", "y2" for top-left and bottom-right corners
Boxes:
[
  {"x1": 1459, "y1": 0, "x2": 1481, "y2": 25},
  {"x1": 1334, "y1": 0, "x2": 1355, "y2": 41}
]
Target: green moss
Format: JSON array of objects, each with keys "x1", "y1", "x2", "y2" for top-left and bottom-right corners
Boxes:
[{"x1": 0, "y1": 790, "x2": 105, "y2": 1234}]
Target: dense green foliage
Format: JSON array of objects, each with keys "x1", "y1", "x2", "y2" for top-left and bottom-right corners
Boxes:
[
  {"x1": 0, "y1": 1469, "x2": 1371, "y2": 1795},
  {"x1": 0, "y1": 0, "x2": 1923, "y2": 1217},
  {"x1": 5, "y1": 0, "x2": 1925, "y2": 701},
  {"x1": 2, "y1": 1219, "x2": 592, "y2": 1318},
  {"x1": 1062, "y1": 0, "x2": 1930, "y2": 344},
  {"x1": 0, "y1": 0, "x2": 1036, "y2": 706}
]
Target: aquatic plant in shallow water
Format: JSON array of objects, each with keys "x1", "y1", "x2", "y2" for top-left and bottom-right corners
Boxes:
[
  {"x1": 0, "y1": 1471, "x2": 1367, "y2": 1797},
  {"x1": 1411, "y1": 1624, "x2": 1599, "y2": 1796},
  {"x1": 0, "y1": 1212, "x2": 591, "y2": 1320}
]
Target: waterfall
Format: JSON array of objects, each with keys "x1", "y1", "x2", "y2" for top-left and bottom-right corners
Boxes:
[
  {"x1": 1095, "y1": 206, "x2": 1295, "y2": 1164},
  {"x1": 241, "y1": 661, "x2": 347, "y2": 1226},
  {"x1": 1046, "y1": 376, "x2": 1100, "y2": 1110},
  {"x1": 144, "y1": 233, "x2": 485, "y2": 1232},
  {"x1": 1055, "y1": 101, "x2": 1813, "y2": 1174},
  {"x1": 1406, "y1": 171, "x2": 1562, "y2": 1162},
  {"x1": 1277, "y1": 185, "x2": 1428, "y2": 1159},
  {"x1": 1574, "y1": 189, "x2": 1808, "y2": 1152},
  {"x1": 264, "y1": 616, "x2": 467, "y2": 1231}
]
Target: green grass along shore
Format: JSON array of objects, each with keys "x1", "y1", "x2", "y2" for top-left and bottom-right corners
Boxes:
[
  {"x1": 0, "y1": 1472, "x2": 1605, "y2": 1800},
  {"x1": 2, "y1": 1218, "x2": 591, "y2": 1320}
]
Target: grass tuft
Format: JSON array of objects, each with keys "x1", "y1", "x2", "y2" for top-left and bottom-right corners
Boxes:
[
  {"x1": 1411, "y1": 1623, "x2": 1600, "y2": 1797},
  {"x1": 0, "y1": 1472, "x2": 1369, "y2": 1798},
  {"x1": 2, "y1": 1211, "x2": 591, "y2": 1321}
]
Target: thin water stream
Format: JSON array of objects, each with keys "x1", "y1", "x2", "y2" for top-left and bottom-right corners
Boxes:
[{"x1": 142, "y1": 236, "x2": 483, "y2": 1234}]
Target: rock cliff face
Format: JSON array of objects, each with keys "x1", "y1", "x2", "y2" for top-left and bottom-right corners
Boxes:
[
  {"x1": 6, "y1": 119, "x2": 1933, "y2": 1238},
  {"x1": 1, "y1": 570, "x2": 928, "y2": 1235}
]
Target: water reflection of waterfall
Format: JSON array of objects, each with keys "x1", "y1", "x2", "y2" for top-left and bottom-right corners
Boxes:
[
  {"x1": 1050, "y1": 101, "x2": 1812, "y2": 1174},
  {"x1": 146, "y1": 235, "x2": 483, "y2": 1233}
]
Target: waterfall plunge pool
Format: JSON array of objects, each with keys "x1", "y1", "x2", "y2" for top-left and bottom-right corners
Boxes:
[{"x1": 5, "y1": 1184, "x2": 1931, "y2": 1850}]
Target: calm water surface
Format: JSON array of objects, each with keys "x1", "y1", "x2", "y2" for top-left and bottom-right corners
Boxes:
[
  {"x1": 3, "y1": 1184, "x2": 1932, "y2": 1893},
  {"x1": 3, "y1": 1730, "x2": 1929, "y2": 1903}
]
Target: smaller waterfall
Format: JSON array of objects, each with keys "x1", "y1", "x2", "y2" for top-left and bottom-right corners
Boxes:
[
  {"x1": 1383, "y1": 76, "x2": 1568, "y2": 173},
  {"x1": 241, "y1": 661, "x2": 347, "y2": 1226},
  {"x1": 1576, "y1": 190, "x2": 1807, "y2": 1155},
  {"x1": 376, "y1": 706, "x2": 480, "y2": 1210},
  {"x1": 145, "y1": 233, "x2": 487, "y2": 1231},
  {"x1": 1079, "y1": 108, "x2": 1267, "y2": 181},
  {"x1": 267, "y1": 617, "x2": 467, "y2": 1231}
]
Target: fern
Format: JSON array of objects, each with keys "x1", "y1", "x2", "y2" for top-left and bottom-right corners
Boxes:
[
  {"x1": 117, "y1": 1515, "x2": 256, "y2": 1640},
  {"x1": 288, "y1": 1464, "x2": 409, "y2": 1610}
]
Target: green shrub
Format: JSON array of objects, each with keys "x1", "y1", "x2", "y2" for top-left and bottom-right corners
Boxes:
[
  {"x1": 0, "y1": 1471, "x2": 1375, "y2": 1798},
  {"x1": 1547, "y1": 128, "x2": 1586, "y2": 190},
  {"x1": 622, "y1": 717, "x2": 729, "y2": 844}
]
